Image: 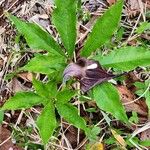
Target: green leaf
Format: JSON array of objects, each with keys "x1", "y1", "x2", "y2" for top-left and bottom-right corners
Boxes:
[
  {"x1": 0, "y1": 110, "x2": 4, "y2": 124},
  {"x1": 134, "y1": 80, "x2": 150, "y2": 116},
  {"x1": 36, "y1": 101, "x2": 57, "y2": 144},
  {"x1": 95, "y1": 47, "x2": 150, "y2": 71},
  {"x1": 56, "y1": 89, "x2": 77, "y2": 104},
  {"x1": 129, "y1": 111, "x2": 139, "y2": 124},
  {"x1": 136, "y1": 22, "x2": 150, "y2": 34},
  {"x1": 145, "y1": 91, "x2": 150, "y2": 116},
  {"x1": 115, "y1": 27, "x2": 124, "y2": 41},
  {"x1": 2, "y1": 92, "x2": 44, "y2": 110},
  {"x1": 52, "y1": 0, "x2": 77, "y2": 57},
  {"x1": 56, "y1": 103, "x2": 87, "y2": 131},
  {"x1": 134, "y1": 82, "x2": 145, "y2": 90},
  {"x1": 92, "y1": 82, "x2": 128, "y2": 123},
  {"x1": 45, "y1": 81, "x2": 57, "y2": 98},
  {"x1": 134, "y1": 82, "x2": 145, "y2": 96},
  {"x1": 81, "y1": 0, "x2": 123, "y2": 57},
  {"x1": 22, "y1": 53, "x2": 66, "y2": 74},
  {"x1": 105, "y1": 137, "x2": 116, "y2": 145},
  {"x1": 87, "y1": 126, "x2": 101, "y2": 141},
  {"x1": 140, "y1": 140, "x2": 150, "y2": 146},
  {"x1": 33, "y1": 79, "x2": 57, "y2": 100},
  {"x1": 8, "y1": 14, "x2": 65, "y2": 57}
]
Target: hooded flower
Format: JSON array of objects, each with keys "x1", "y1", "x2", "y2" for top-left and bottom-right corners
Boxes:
[{"x1": 63, "y1": 57, "x2": 116, "y2": 92}]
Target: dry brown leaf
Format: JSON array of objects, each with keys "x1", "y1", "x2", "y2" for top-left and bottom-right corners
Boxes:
[
  {"x1": 106, "y1": 0, "x2": 116, "y2": 6},
  {"x1": 142, "y1": 0, "x2": 150, "y2": 6},
  {"x1": 127, "y1": 0, "x2": 140, "y2": 17},
  {"x1": 141, "y1": 34, "x2": 150, "y2": 41},
  {"x1": 117, "y1": 85, "x2": 147, "y2": 116},
  {"x1": 0, "y1": 126, "x2": 23, "y2": 150},
  {"x1": 7, "y1": 78, "x2": 29, "y2": 93},
  {"x1": 128, "y1": 39, "x2": 137, "y2": 46},
  {"x1": 129, "y1": 0, "x2": 140, "y2": 10},
  {"x1": 17, "y1": 72, "x2": 33, "y2": 82},
  {"x1": 0, "y1": 59, "x2": 3, "y2": 69},
  {"x1": 111, "y1": 129, "x2": 126, "y2": 148},
  {"x1": 61, "y1": 122, "x2": 85, "y2": 149},
  {"x1": 140, "y1": 128, "x2": 150, "y2": 140},
  {"x1": 0, "y1": 27, "x2": 5, "y2": 35},
  {"x1": 90, "y1": 142, "x2": 104, "y2": 150},
  {"x1": 140, "y1": 132, "x2": 150, "y2": 150},
  {"x1": 29, "y1": 14, "x2": 50, "y2": 31}
]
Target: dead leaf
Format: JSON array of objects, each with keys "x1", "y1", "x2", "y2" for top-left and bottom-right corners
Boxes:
[
  {"x1": 7, "y1": 78, "x2": 29, "y2": 93},
  {"x1": 111, "y1": 129, "x2": 126, "y2": 148},
  {"x1": 0, "y1": 27, "x2": 5, "y2": 35},
  {"x1": 142, "y1": 0, "x2": 150, "y2": 8},
  {"x1": 0, "y1": 126, "x2": 23, "y2": 150},
  {"x1": 106, "y1": 0, "x2": 116, "y2": 6},
  {"x1": 141, "y1": 34, "x2": 150, "y2": 41},
  {"x1": 90, "y1": 142, "x2": 104, "y2": 150},
  {"x1": 0, "y1": 58, "x2": 3, "y2": 69},
  {"x1": 126, "y1": 0, "x2": 140, "y2": 17},
  {"x1": 140, "y1": 128, "x2": 150, "y2": 140},
  {"x1": 29, "y1": 14, "x2": 50, "y2": 31},
  {"x1": 128, "y1": 39, "x2": 137, "y2": 46},
  {"x1": 17, "y1": 72, "x2": 33, "y2": 82},
  {"x1": 117, "y1": 85, "x2": 148, "y2": 116},
  {"x1": 60, "y1": 122, "x2": 85, "y2": 149}
]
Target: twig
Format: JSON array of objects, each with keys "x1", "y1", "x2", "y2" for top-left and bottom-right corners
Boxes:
[{"x1": 126, "y1": 13, "x2": 141, "y2": 43}]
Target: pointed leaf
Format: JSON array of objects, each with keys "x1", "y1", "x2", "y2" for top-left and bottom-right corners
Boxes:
[
  {"x1": 33, "y1": 79, "x2": 57, "y2": 99},
  {"x1": 85, "y1": 126, "x2": 101, "y2": 142},
  {"x1": 0, "y1": 110, "x2": 4, "y2": 124},
  {"x1": 37, "y1": 101, "x2": 57, "y2": 144},
  {"x1": 56, "y1": 103, "x2": 87, "y2": 131},
  {"x1": 145, "y1": 91, "x2": 150, "y2": 116},
  {"x1": 94, "y1": 47, "x2": 150, "y2": 71},
  {"x1": 52, "y1": 0, "x2": 77, "y2": 56},
  {"x1": 81, "y1": 0, "x2": 123, "y2": 57},
  {"x1": 22, "y1": 53, "x2": 66, "y2": 74},
  {"x1": 56, "y1": 89, "x2": 77, "y2": 104},
  {"x1": 2, "y1": 92, "x2": 45, "y2": 110},
  {"x1": 92, "y1": 82, "x2": 128, "y2": 123},
  {"x1": 140, "y1": 140, "x2": 150, "y2": 147},
  {"x1": 136, "y1": 22, "x2": 150, "y2": 34},
  {"x1": 8, "y1": 14, "x2": 65, "y2": 57}
]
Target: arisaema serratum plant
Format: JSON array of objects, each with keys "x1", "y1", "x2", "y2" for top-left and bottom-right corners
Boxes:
[{"x1": 1, "y1": 0, "x2": 150, "y2": 145}]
